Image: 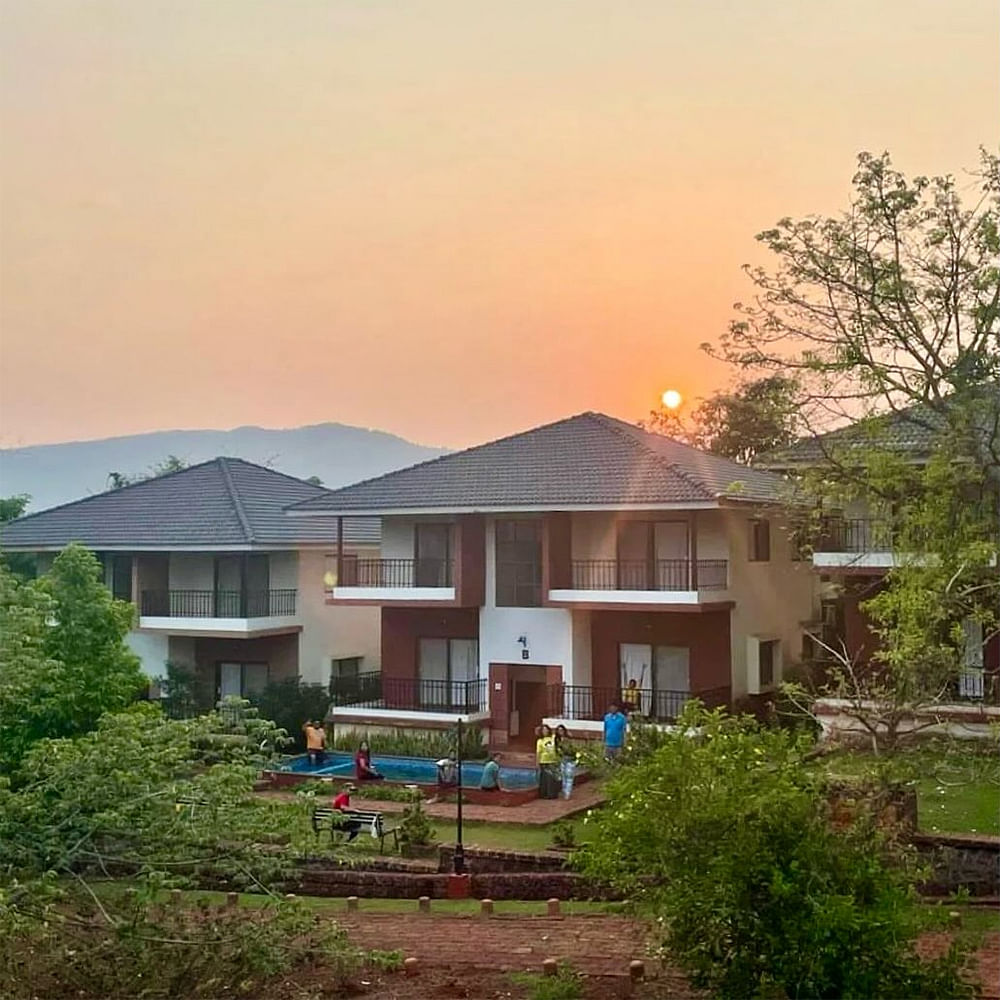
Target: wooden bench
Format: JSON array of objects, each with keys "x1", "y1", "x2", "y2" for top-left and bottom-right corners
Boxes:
[
  {"x1": 174, "y1": 794, "x2": 209, "y2": 818},
  {"x1": 311, "y1": 806, "x2": 399, "y2": 854}
]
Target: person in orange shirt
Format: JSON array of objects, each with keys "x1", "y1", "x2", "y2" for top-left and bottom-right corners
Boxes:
[{"x1": 303, "y1": 719, "x2": 327, "y2": 767}]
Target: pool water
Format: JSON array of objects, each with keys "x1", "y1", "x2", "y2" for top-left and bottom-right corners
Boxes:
[{"x1": 280, "y1": 752, "x2": 538, "y2": 790}]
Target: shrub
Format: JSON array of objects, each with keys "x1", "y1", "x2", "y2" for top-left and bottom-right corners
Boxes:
[
  {"x1": 397, "y1": 798, "x2": 434, "y2": 848},
  {"x1": 510, "y1": 963, "x2": 583, "y2": 1000},
  {"x1": 550, "y1": 820, "x2": 576, "y2": 849},
  {"x1": 247, "y1": 679, "x2": 330, "y2": 750},
  {"x1": 574, "y1": 704, "x2": 974, "y2": 1000},
  {"x1": 330, "y1": 725, "x2": 487, "y2": 760}
]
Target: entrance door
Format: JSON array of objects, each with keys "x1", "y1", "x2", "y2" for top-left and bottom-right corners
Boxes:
[{"x1": 510, "y1": 679, "x2": 548, "y2": 749}]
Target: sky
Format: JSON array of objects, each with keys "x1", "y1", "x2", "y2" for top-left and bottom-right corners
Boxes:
[{"x1": 1, "y1": 1, "x2": 997, "y2": 450}]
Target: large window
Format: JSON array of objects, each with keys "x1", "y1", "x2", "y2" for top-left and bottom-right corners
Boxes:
[
  {"x1": 218, "y1": 661, "x2": 268, "y2": 699},
  {"x1": 414, "y1": 523, "x2": 452, "y2": 587},
  {"x1": 619, "y1": 643, "x2": 690, "y2": 718},
  {"x1": 495, "y1": 519, "x2": 542, "y2": 606},
  {"x1": 418, "y1": 638, "x2": 479, "y2": 708}
]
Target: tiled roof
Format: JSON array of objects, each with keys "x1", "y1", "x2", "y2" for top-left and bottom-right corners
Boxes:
[
  {"x1": 288, "y1": 412, "x2": 789, "y2": 515},
  {"x1": 0, "y1": 458, "x2": 379, "y2": 550},
  {"x1": 757, "y1": 388, "x2": 1000, "y2": 468}
]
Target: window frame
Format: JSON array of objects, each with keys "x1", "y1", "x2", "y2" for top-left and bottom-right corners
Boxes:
[
  {"x1": 748, "y1": 518, "x2": 771, "y2": 562},
  {"x1": 495, "y1": 518, "x2": 543, "y2": 607}
]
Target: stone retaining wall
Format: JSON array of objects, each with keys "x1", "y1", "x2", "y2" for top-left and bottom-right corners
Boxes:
[
  {"x1": 914, "y1": 831, "x2": 1000, "y2": 897},
  {"x1": 436, "y1": 846, "x2": 568, "y2": 873}
]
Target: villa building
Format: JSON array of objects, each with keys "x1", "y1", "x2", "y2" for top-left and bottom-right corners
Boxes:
[
  {"x1": 289, "y1": 412, "x2": 818, "y2": 746},
  {"x1": 1, "y1": 458, "x2": 381, "y2": 699}
]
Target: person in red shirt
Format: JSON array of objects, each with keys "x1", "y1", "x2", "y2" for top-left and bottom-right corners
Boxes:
[
  {"x1": 354, "y1": 740, "x2": 384, "y2": 781},
  {"x1": 332, "y1": 784, "x2": 362, "y2": 841}
]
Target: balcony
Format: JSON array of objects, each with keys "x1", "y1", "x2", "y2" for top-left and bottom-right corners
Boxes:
[
  {"x1": 328, "y1": 672, "x2": 490, "y2": 722},
  {"x1": 330, "y1": 558, "x2": 456, "y2": 602},
  {"x1": 138, "y1": 588, "x2": 300, "y2": 634},
  {"x1": 548, "y1": 559, "x2": 728, "y2": 606},
  {"x1": 547, "y1": 683, "x2": 730, "y2": 724},
  {"x1": 812, "y1": 517, "x2": 896, "y2": 571}
]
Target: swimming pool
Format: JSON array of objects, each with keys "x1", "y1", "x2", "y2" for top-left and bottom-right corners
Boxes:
[{"x1": 280, "y1": 752, "x2": 538, "y2": 790}]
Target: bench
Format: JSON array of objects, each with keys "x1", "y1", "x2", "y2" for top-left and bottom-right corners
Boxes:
[
  {"x1": 311, "y1": 806, "x2": 399, "y2": 854},
  {"x1": 174, "y1": 794, "x2": 209, "y2": 818}
]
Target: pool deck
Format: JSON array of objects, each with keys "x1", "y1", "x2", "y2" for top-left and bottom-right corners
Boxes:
[{"x1": 258, "y1": 778, "x2": 606, "y2": 825}]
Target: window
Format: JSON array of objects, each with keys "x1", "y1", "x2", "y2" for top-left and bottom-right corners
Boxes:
[
  {"x1": 495, "y1": 519, "x2": 542, "y2": 606},
  {"x1": 759, "y1": 640, "x2": 777, "y2": 688},
  {"x1": 749, "y1": 519, "x2": 771, "y2": 562},
  {"x1": 218, "y1": 661, "x2": 269, "y2": 699},
  {"x1": 414, "y1": 523, "x2": 452, "y2": 587},
  {"x1": 330, "y1": 656, "x2": 363, "y2": 682},
  {"x1": 110, "y1": 554, "x2": 133, "y2": 602},
  {"x1": 418, "y1": 638, "x2": 479, "y2": 709},
  {"x1": 619, "y1": 643, "x2": 690, "y2": 719}
]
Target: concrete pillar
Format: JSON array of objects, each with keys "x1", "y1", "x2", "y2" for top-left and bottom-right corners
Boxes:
[{"x1": 546, "y1": 898, "x2": 560, "y2": 916}]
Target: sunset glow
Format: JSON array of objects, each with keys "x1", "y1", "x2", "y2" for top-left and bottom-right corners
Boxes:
[
  {"x1": 0, "y1": 1, "x2": 995, "y2": 450},
  {"x1": 661, "y1": 390, "x2": 683, "y2": 411}
]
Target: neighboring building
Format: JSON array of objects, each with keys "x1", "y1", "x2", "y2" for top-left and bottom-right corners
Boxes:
[
  {"x1": 758, "y1": 395, "x2": 1000, "y2": 698},
  {"x1": 289, "y1": 412, "x2": 817, "y2": 746},
  {"x1": 1, "y1": 458, "x2": 381, "y2": 698}
]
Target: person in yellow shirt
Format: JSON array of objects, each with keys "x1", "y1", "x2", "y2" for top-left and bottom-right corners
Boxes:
[
  {"x1": 303, "y1": 720, "x2": 327, "y2": 767},
  {"x1": 535, "y1": 724, "x2": 559, "y2": 799},
  {"x1": 621, "y1": 678, "x2": 642, "y2": 715}
]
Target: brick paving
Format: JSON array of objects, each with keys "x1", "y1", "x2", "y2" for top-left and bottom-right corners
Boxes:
[{"x1": 261, "y1": 779, "x2": 606, "y2": 825}]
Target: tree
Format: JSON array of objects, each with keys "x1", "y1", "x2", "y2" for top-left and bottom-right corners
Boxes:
[
  {"x1": 0, "y1": 495, "x2": 30, "y2": 523},
  {"x1": 107, "y1": 454, "x2": 188, "y2": 490},
  {"x1": 642, "y1": 376, "x2": 801, "y2": 463},
  {"x1": 575, "y1": 705, "x2": 972, "y2": 999},
  {"x1": 0, "y1": 546, "x2": 146, "y2": 770},
  {"x1": 706, "y1": 149, "x2": 999, "y2": 462},
  {"x1": 0, "y1": 494, "x2": 36, "y2": 579}
]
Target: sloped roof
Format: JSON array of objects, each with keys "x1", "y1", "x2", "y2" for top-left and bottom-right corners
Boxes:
[
  {"x1": 757, "y1": 388, "x2": 1000, "y2": 468},
  {"x1": 288, "y1": 412, "x2": 789, "y2": 515},
  {"x1": 1, "y1": 457, "x2": 379, "y2": 550}
]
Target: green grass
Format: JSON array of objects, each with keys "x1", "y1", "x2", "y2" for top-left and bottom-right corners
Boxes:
[{"x1": 817, "y1": 746, "x2": 1000, "y2": 835}]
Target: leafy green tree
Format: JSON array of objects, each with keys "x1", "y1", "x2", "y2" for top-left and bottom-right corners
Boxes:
[
  {"x1": 107, "y1": 454, "x2": 188, "y2": 490},
  {"x1": 706, "y1": 149, "x2": 999, "y2": 461},
  {"x1": 0, "y1": 494, "x2": 36, "y2": 579},
  {"x1": 575, "y1": 705, "x2": 972, "y2": 999},
  {"x1": 0, "y1": 495, "x2": 30, "y2": 522},
  {"x1": 645, "y1": 376, "x2": 801, "y2": 463},
  {"x1": 0, "y1": 546, "x2": 146, "y2": 770}
]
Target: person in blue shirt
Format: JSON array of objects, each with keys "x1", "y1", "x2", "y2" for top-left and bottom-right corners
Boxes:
[
  {"x1": 603, "y1": 702, "x2": 627, "y2": 761},
  {"x1": 479, "y1": 752, "x2": 504, "y2": 792}
]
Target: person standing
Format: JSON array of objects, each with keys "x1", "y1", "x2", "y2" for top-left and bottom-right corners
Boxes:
[
  {"x1": 554, "y1": 724, "x2": 577, "y2": 799},
  {"x1": 303, "y1": 719, "x2": 327, "y2": 767},
  {"x1": 603, "y1": 702, "x2": 627, "y2": 762},
  {"x1": 536, "y1": 724, "x2": 559, "y2": 798}
]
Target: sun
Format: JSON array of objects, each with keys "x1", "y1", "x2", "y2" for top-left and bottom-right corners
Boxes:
[{"x1": 661, "y1": 389, "x2": 683, "y2": 410}]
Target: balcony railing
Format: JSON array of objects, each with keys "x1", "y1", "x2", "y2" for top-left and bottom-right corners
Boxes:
[
  {"x1": 568, "y1": 559, "x2": 728, "y2": 591},
  {"x1": 140, "y1": 589, "x2": 297, "y2": 618},
  {"x1": 330, "y1": 671, "x2": 487, "y2": 713},
  {"x1": 814, "y1": 518, "x2": 893, "y2": 553},
  {"x1": 550, "y1": 684, "x2": 730, "y2": 722},
  {"x1": 339, "y1": 558, "x2": 454, "y2": 588}
]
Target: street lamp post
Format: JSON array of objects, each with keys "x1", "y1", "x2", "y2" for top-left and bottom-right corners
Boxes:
[{"x1": 453, "y1": 717, "x2": 465, "y2": 875}]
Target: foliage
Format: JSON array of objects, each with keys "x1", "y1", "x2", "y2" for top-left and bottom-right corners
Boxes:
[
  {"x1": 0, "y1": 548, "x2": 146, "y2": 771},
  {"x1": 0, "y1": 888, "x2": 360, "y2": 999},
  {"x1": 159, "y1": 660, "x2": 215, "y2": 718},
  {"x1": 550, "y1": 820, "x2": 576, "y2": 848},
  {"x1": 574, "y1": 704, "x2": 974, "y2": 1000},
  {"x1": 366, "y1": 948, "x2": 405, "y2": 972},
  {"x1": 330, "y1": 724, "x2": 487, "y2": 760},
  {"x1": 397, "y1": 798, "x2": 434, "y2": 848},
  {"x1": 0, "y1": 494, "x2": 30, "y2": 523},
  {"x1": 248, "y1": 678, "x2": 331, "y2": 750},
  {"x1": 292, "y1": 778, "x2": 421, "y2": 803},
  {"x1": 510, "y1": 963, "x2": 584, "y2": 1000},
  {"x1": 107, "y1": 454, "x2": 188, "y2": 490},
  {"x1": 706, "y1": 148, "x2": 1000, "y2": 454},
  {"x1": 643, "y1": 375, "x2": 801, "y2": 463},
  {"x1": 0, "y1": 494, "x2": 36, "y2": 578}
]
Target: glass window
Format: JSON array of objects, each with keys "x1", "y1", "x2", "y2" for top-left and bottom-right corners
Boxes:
[
  {"x1": 759, "y1": 640, "x2": 778, "y2": 687},
  {"x1": 749, "y1": 519, "x2": 771, "y2": 562},
  {"x1": 495, "y1": 519, "x2": 542, "y2": 606},
  {"x1": 415, "y1": 523, "x2": 452, "y2": 586}
]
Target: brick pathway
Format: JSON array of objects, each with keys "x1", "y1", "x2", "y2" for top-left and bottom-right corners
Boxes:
[
  {"x1": 338, "y1": 912, "x2": 658, "y2": 979},
  {"x1": 262, "y1": 780, "x2": 606, "y2": 825}
]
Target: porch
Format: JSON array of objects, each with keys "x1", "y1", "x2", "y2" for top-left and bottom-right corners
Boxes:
[{"x1": 328, "y1": 672, "x2": 491, "y2": 727}]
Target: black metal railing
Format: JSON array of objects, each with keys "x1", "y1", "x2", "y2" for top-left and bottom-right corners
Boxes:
[
  {"x1": 550, "y1": 684, "x2": 730, "y2": 722},
  {"x1": 339, "y1": 558, "x2": 454, "y2": 588},
  {"x1": 568, "y1": 559, "x2": 728, "y2": 591},
  {"x1": 814, "y1": 518, "x2": 893, "y2": 553},
  {"x1": 330, "y1": 671, "x2": 487, "y2": 713},
  {"x1": 140, "y1": 589, "x2": 297, "y2": 618}
]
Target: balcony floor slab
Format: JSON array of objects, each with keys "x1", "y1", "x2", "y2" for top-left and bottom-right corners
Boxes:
[{"x1": 137, "y1": 616, "x2": 302, "y2": 637}]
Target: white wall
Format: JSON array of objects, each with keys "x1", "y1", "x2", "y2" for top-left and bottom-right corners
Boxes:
[
  {"x1": 168, "y1": 554, "x2": 214, "y2": 590},
  {"x1": 126, "y1": 630, "x2": 170, "y2": 678},
  {"x1": 480, "y1": 516, "x2": 575, "y2": 679},
  {"x1": 297, "y1": 548, "x2": 381, "y2": 686}
]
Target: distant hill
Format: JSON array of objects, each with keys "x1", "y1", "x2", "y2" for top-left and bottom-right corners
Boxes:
[{"x1": 0, "y1": 423, "x2": 448, "y2": 514}]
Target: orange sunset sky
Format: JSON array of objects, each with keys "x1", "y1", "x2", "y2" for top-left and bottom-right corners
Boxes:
[{"x1": 1, "y1": 1, "x2": 997, "y2": 450}]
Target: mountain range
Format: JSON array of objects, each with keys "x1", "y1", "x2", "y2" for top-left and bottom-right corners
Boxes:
[{"x1": 0, "y1": 423, "x2": 449, "y2": 514}]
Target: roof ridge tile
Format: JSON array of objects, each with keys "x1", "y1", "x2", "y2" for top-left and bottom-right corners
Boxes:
[{"x1": 218, "y1": 457, "x2": 255, "y2": 544}]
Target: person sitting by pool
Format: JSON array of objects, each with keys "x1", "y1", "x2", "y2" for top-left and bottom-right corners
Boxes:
[
  {"x1": 480, "y1": 752, "x2": 504, "y2": 793},
  {"x1": 302, "y1": 719, "x2": 327, "y2": 767},
  {"x1": 354, "y1": 740, "x2": 384, "y2": 781},
  {"x1": 332, "y1": 783, "x2": 363, "y2": 842},
  {"x1": 436, "y1": 753, "x2": 458, "y2": 790}
]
